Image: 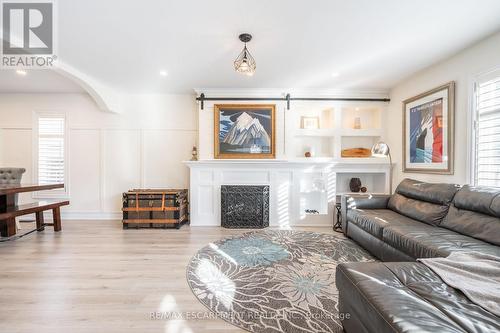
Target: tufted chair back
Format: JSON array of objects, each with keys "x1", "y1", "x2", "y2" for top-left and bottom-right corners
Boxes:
[
  {"x1": 1, "y1": 168, "x2": 26, "y2": 229},
  {"x1": 0, "y1": 168, "x2": 26, "y2": 185}
]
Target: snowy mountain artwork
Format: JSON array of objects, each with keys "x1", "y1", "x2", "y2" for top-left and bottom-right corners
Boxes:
[{"x1": 215, "y1": 105, "x2": 275, "y2": 159}]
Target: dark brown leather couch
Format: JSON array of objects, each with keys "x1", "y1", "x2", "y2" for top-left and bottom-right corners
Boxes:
[{"x1": 337, "y1": 179, "x2": 500, "y2": 333}]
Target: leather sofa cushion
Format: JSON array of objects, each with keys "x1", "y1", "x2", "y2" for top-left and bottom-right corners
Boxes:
[
  {"x1": 346, "y1": 223, "x2": 416, "y2": 262},
  {"x1": 383, "y1": 224, "x2": 500, "y2": 259},
  {"x1": 336, "y1": 262, "x2": 500, "y2": 333},
  {"x1": 394, "y1": 178, "x2": 460, "y2": 205},
  {"x1": 347, "y1": 209, "x2": 422, "y2": 239},
  {"x1": 441, "y1": 206, "x2": 500, "y2": 246},
  {"x1": 440, "y1": 185, "x2": 500, "y2": 245},
  {"x1": 388, "y1": 193, "x2": 450, "y2": 226},
  {"x1": 491, "y1": 195, "x2": 500, "y2": 216},
  {"x1": 453, "y1": 185, "x2": 500, "y2": 217}
]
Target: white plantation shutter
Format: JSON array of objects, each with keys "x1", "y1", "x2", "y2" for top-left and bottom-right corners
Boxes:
[
  {"x1": 474, "y1": 73, "x2": 500, "y2": 188},
  {"x1": 37, "y1": 116, "x2": 66, "y2": 185}
]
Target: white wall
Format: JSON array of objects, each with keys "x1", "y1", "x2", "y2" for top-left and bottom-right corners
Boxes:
[
  {"x1": 386, "y1": 31, "x2": 500, "y2": 186},
  {"x1": 0, "y1": 93, "x2": 197, "y2": 219}
]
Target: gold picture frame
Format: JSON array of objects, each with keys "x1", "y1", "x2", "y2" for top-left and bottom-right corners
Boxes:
[
  {"x1": 402, "y1": 81, "x2": 455, "y2": 174},
  {"x1": 214, "y1": 104, "x2": 276, "y2": 159}
]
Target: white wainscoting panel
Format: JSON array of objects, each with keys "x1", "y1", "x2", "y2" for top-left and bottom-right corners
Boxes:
[
  {"x1": 197, "y1": 185, "x2": 214, "y2": 216},
  {"x1": 0, "y1": 128, "x2": 33, "y2": 204},
  {"x1": 142, "y1": 130, "x2": 195, "y2": 188},
  {"x1": 102, "y1": 130, "x2": 141, "y2": 212},
  {"x1": 68, "y1": 129, "x2": 101, "y2": 212}
]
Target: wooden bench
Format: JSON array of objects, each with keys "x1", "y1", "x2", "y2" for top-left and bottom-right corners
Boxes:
[{"x1": 0, "y1": 201, "x2": 70, "y2": 236}]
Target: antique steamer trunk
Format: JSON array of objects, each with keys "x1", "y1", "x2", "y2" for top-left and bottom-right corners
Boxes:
[{"x1": 122, "y1": 189, "x2": 189, "y2": 229}]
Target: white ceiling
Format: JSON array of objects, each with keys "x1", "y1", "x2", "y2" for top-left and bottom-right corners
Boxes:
[
  {"x1": 2, "y1": 0, "x2": 500, "y2": 94},
  {"x1": 0, "y1": 69, "x2": 84, "y2": 93}
]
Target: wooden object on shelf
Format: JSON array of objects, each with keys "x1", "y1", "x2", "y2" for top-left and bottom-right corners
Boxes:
[
  {"x1": 341, "y1": 148, "x2": 372, "y2": 158},
  {"x1": 122, "y1": 189, "x2": 189, "y2": 229}
]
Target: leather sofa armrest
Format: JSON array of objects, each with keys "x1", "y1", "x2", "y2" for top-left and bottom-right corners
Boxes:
[{"x1": 341, "y1": 194, "x2": 391, "y2": 235}]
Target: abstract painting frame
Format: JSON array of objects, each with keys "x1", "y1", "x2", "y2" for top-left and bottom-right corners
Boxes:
[
  {"x1": 214, "y1": 104, "x2": 276, "y2": 159},
  {"x1": 403, "y1": 82, "x2": 455, "y2": 174}
]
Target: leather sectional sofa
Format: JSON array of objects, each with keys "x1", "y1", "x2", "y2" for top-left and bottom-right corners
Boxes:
[{"x1": 337, "y1": 179, "x2": 500, "y2": 333}]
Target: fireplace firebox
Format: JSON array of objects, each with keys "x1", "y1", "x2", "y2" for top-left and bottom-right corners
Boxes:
[{"x1": 221, "y1": 185, "x2": 269, "y2": 228}]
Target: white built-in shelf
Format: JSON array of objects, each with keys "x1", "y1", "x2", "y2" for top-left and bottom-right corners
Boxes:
[
  {"x1": 185, "y1": 157, "x2": 391, "y2": 165},
  {"x1": 289, "y1": 157, "x2": 334, "y2": 163},
  {"x1": 285, "y1": 157, "x2": 390, "y2": 165},
  {"x1": 293, "y1": 129, "x2": 336, "y2": 137},
  {"x1": 341, "y1": 107, "x2": 382, "y2": 130},
  {"x1": 288, "y1": 101, "x2": 387, "y2": 161},
  {"x1": 300, "y1": 189, "x2": 327, "y2": 194},
  {"x1": 336, "y1": 171, "x2": 388, "y2": 195},
  {"x1": 293, "y1": 128, "x2": 383, "y2": 138},
  {"x1": 340, "y1": 128, "x2": 382, "y2": 137}
]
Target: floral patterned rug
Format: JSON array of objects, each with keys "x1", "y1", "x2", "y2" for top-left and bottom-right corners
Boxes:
[{"x1": 186, "y1": 230, "x2": 375, "y2": 332}]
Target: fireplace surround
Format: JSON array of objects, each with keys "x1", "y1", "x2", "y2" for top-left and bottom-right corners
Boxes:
[
  {"x1": 221, "y1": 185, "x2": 269, "y2": 228},
  {"x1": 184, "y1": 160, "x2": 390, "y2": 227}
]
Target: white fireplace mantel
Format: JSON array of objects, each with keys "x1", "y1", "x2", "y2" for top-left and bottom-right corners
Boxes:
[{"x1": 184, "y1": 158, "x2": 391, "y2": 227}]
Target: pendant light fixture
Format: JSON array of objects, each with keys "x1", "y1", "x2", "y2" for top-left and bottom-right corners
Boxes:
[{"x1": 234, "y1": 33, "x2": 256, "y2": 76}]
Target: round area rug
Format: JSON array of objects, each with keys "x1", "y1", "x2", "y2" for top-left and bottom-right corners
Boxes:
[{"x1": 186, "y1": 230, "x2": 375, "y2": 333}]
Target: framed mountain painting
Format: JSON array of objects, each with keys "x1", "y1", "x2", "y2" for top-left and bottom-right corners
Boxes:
[
  {"x1": 403, "y1": 82, "x2": 455, "y2": 174},
  {"x1": 214, "y1": 104, "x2": 276, "y2": 159}
]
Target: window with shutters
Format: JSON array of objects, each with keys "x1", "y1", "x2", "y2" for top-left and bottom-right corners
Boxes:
[
  {"x1": 33, "y1": 112, "x2": 68, "y2": 197},
  {"x1": 472, "y1": 70, "x2": 500, "y2": 188}
]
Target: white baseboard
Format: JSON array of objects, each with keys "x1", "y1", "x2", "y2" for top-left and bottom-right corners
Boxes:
[
  {"x1": 57, "y1": 212, "x2": 332, "y2": 226},
  {"x1": 61, "y1": 211, "x2": 122, "y2": 220}
]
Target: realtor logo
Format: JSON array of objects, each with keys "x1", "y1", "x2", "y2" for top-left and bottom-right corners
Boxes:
[{"x1": 1, "y1": 0, "x2": 56, "y2": 68}]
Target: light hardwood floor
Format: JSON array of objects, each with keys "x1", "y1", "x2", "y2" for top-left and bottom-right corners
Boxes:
[{"x1": 0, "y1": 220, "x2": 336, "y2": 333}]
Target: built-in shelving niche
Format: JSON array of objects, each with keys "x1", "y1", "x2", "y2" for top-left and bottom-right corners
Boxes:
[
  {"x1": 287, "y1": 101, "x2": 389, "y2": 224},
  {"x1": 299, "y1": 171, "x2": 329, "y2": 217},
  {"x1": 336, "y1": 172, "x2": 387, "y2": 195},
  {"x1": 288, "y1": 102, "x2": 385, "y2": 161}
]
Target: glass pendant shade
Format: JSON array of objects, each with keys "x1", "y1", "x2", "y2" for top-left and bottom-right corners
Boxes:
[
  {"x1": 234, "y1": 45, "x2": 256, "y2": 76},
  {"x1": 234, "y1": 34, "x2": 256, "y2": 76}
]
